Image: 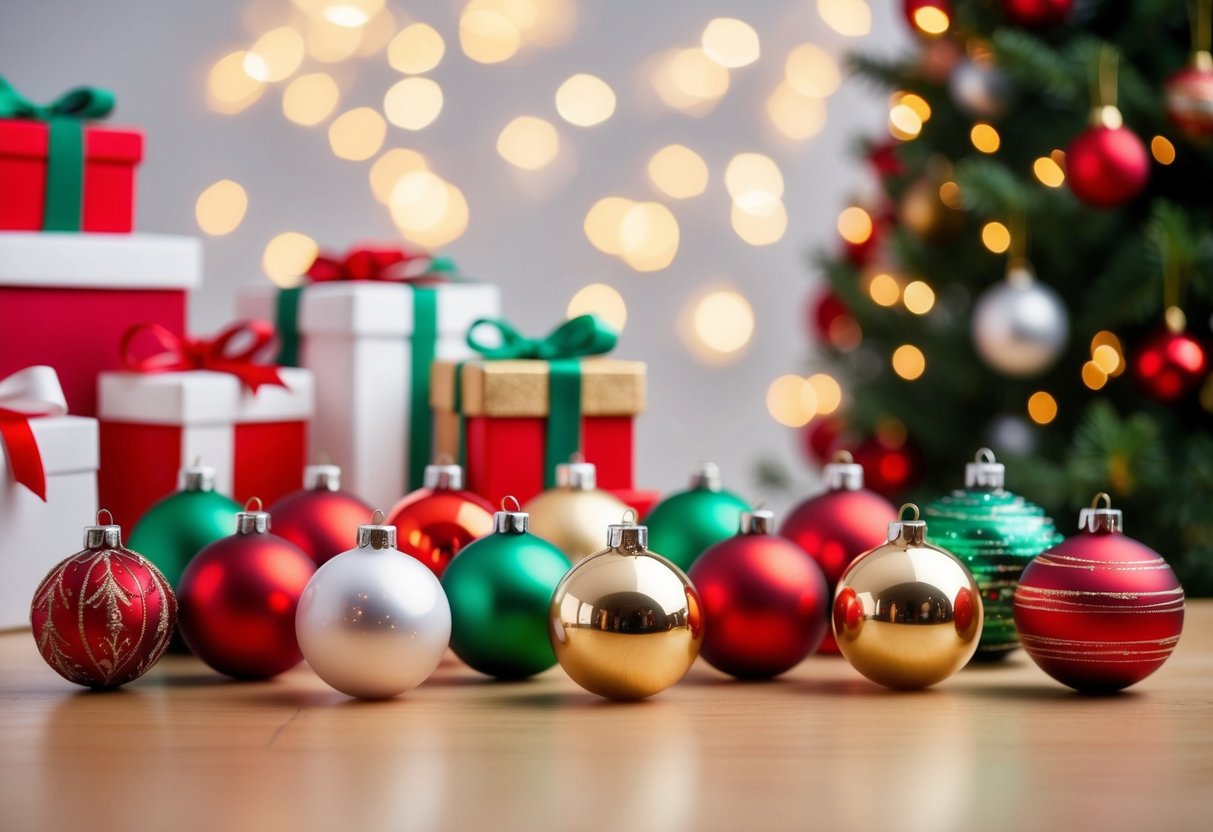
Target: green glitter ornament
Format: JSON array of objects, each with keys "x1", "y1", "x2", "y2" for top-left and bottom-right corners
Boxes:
[
  {"x1": 442, "y1": 497, "x2": 572, "y2": 679},
  {"x1": 644, "y1": 462, "x2": 751, "y2": 572},
  {"x1": 922, "y1": 448, "x2": 1062, "y2": 660}
]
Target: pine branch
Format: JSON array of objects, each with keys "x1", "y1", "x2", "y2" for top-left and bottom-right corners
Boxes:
[
  {"x1": 953, "y1": 157, "x2": 1032, "y2": 216},
  {"x1": 847, "y1": 53, "x2": 917, "y2": 91},
  {"x1": 992, "y1": 30, "x2": 1081, "y2": 105}
]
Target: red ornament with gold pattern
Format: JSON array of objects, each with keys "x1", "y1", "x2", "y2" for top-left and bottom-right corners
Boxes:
[
  {"x1": 1013, "y1": 494, "x2": 1185, "y2": 692},
  {"x1": 30, "y1": 511, "x2": 176, "y2": 689},
  {"x1": 387, "y1": 463, "x2": 495, "y2": 577},
  {"x1": 1166, "y1": 3, "x2": 1213, "y2": 139},
  {"x1": 270, "y1": 464, "x2": 373, "y2": 566},
  {"x1": 779, "y1": 452, "x2": 898, "y2": 654}
]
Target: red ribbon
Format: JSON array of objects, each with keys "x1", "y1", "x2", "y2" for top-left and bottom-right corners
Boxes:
[
  {"x1": 120, "y1": 321, "x2": 287, "y2": 392},
  {"x1": 306, "y1": 245, "x2": 441, "y2": 283},
  {"x1": 0, "y1": 411, "x2": 47, "y2": 501},
  {"x1": 0, "y1": 366, "x2": 68, "y2": 502}
]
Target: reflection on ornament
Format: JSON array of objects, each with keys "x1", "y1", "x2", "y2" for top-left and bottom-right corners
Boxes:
[
  {"x1": 971, "y1": 261, "x2": 1069, "y2": 377},
  {"x1": 387, "y1": 463, "x2": 495, "y2": 577}
]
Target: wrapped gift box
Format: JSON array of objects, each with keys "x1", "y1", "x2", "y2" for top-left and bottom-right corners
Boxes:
[
  {"x1": 431, "y1": 357, "x2": 645, "y2": 507},
  {"x1": 239, "y1": 280, "x2": 499, "y2": 509},
  {"x1": 0, "y1": 232, "x2": 200, "y2": 416},
  {"x1": 0, "y1": 119, "x2": 142, "y2": 232},
  {"x1": 97, "y1": 368, "x2": 313, "y2": 528},
  {"x1": 0, "y1": 414, "x2": 98, "y2": 630}
]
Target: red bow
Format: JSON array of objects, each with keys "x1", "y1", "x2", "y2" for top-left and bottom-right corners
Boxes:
[
  {"x1": 120, "y1": 321, "x2": 287, "y2": 393},
  {"x1": 0, "y1": 366, "x2": 68, "y2": 501},
  {"x1": 306, "y1": 245, "x2": 443, "y2": 283}
]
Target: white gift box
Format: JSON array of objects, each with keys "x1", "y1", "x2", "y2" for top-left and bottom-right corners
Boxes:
[
  {"x1": 240, "y1": 281, "x2": 500, "y2": 508},
  {"x1": 0, "y1": 415, "x2": 99, "y2": 630}
]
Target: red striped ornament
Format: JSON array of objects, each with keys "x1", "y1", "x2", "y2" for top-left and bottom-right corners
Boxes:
[{"x1": 1013, "y1": 495, "x2": 1184, "y2": 692}]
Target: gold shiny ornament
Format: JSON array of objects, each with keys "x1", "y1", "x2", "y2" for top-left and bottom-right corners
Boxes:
[
  {"x1": 833, "y1": 504, "x2": 982, "y2": 689},
  {"x1": 549, "y1": 514, "x2": 703, "y2": 699},
  {"x1": 524, "y1": 459, "x2": 630, "y2": 563}
]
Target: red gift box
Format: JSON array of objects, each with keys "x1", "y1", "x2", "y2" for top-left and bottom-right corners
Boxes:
[
  {"x1": 0, "y1": 233, "x2": 200, "y2": 415},
  {"x1": 0, "y1": 119, "x2": 142, "y2": 232}
]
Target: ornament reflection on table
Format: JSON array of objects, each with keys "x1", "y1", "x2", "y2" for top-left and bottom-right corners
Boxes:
[
  {"x1": 780, "y1": 452, "x2": 897, "y2": 654},
  {"x1": 296, "y1": 510, "x2": 451, "y2": 699},
  {"x1": 442, "y1": 497, "x2": 571, "y2": 679},
  {"x1": 524, "y1": 457, "x2": 629, "y2": 564},
  {"x1": 269, "y1": 464, "x2": 373, "y2": 566},
  {"x1": 690, "y1": 509, "x2": 829, "y2": 678},
  {"x1": 387, "y1": 462, "x2": 495, "y2": 578},
  {"x1": 644, "y1": 462, "x2": 750, "y2": 572},
  {"x1": 922, "y1": 449, "x2": 1061, "y2": 659},
  {"x1": 833, "y1": 504, "x2": 982, "y2": 689},
  {"x1": 176, "y1": 499, "x2": 315, "y2": 679},
  {"x1": 971, "y1": 259, "x2": 1069, "y2": 377},
  {"x1": 30, "y1": 511, "x2": 176, "y2": 689},
  {"x1": 1013, "y1": 494, "x2": 1185, "y2": 692},
  {"x1": 549, "y1": 511, "x2": 703, "y2": 700}
]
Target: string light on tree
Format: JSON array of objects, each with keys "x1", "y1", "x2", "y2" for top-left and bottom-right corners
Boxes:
[
  {"x1": 1027, "y1": 391, "x2": 1057, "y2": 425},
  {"x1": 1151, "y1": 135, "x2": 1177, "y2": 165},
  {"x1": 892, "y1": 344, "x2": 926, "y2": 380},
  {"x1": 970, "y1": 122, "x2": 1001, "y2": 153},
  {"x1": 1032, "y1": 154, "x2": 1065, "y2": 187}
]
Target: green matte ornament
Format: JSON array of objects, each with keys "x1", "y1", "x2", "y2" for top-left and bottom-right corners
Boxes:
[
  {"x1": 441, "y1": 498, "x2": 572, "y2": 679},
  {"x1": 128, "y1": 463, "x2": 241, "y2": 589},
  {"x1": 644, "y1": 462, "x2": 751, "y2": 572},
  {"x1": 922, "y1": 449, "x2": 1062, "y2": 660}
]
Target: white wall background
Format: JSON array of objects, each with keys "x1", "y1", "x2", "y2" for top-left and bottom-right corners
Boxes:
[{"x1": 1, "y1": 0, "x2": 905, "y2": 505}]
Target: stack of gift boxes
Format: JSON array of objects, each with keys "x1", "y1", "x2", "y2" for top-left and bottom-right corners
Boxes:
[{"x1": 1, "y1": 97, "x2": 652, "y2": 629}]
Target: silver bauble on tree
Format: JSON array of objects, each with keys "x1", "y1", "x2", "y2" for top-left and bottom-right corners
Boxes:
[
  {"x1": 971, "y1": 260, "x2": 1069, "y2": 377},
  {"x1": 949, "y1": 56, "x2": 1015, "y2": 119}
]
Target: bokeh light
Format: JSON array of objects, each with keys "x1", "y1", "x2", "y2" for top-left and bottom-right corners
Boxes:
[
  {"x1": 837, "y1": 206, "x2": 873, "y2": 244},
  {"x1": 389, "y1": 172, "x2": 468, "y2": 248},
  {"x1": 1091, "y1": 332, "x2": 1126, "y2": 377},
  {"x1": 892, "y1": 344, "x2": 926, "y2": 380},
  {"x1": 939, "y1": 181, "x2": 962, "y2": 208},
  {"x1": 971, "y1": 122, "x2": 1001, "y2": 153},
  {"x1": 817, "y1": 0, "x2": 872, "y2": 37},
  {"x1": 282, "y1": 72, "x2": 339, "y2": 125},
  {"x1": 369, "y1": 148, "x2": 428, "y2": 203},
  {"x1": 730, "y1": 200, "x2": 788, "y2": 246},
  {"x1": 383, "y1": 77, "x2": 444, "y2": 130},
  {"x1": 207, "y1": 51, "x2": 264, "y2": 114},
  {"x1": 263, "y1": 232, "x2": 318, "y2": 287},
  {"x1": 245, "y1": 27, "x2": 304, "y2": 82},
  {"x1": 981, "y1": 221, "x2": 1011, "y2": 253},
  {"x1": 647, "y1": 145, "x2": 709, "y2": 199},
  {"x1": 354, "y1": 7, "x2": 397, "y2": 56},
  {"x1": 388, "y1": 23, "x2": 445, "y2": 74},
  {"x1": 195, "y1": 179, "x2": 248, "y2": 236},
  {"x1": 497, "y1": 116, "x2": 560, "y2": 170},
  {"x1": 867, "y1": 271, "x2": 900, "y2": 307},
  {"x1": 1151, "y1": 135, "x2": 1176, "y2": 165},
  {"x1": 1033, "y1": 155, "x2": 1065, "y2": 187},
  {"x1": 651, "y1": 48, "x2": 730, "y2": 116},
  {"x1": 1027, "y1": 391, "x2": 1058, "y2": 425},
  {"x1": 785, "y1": 44, "x2": 841, "y2": 97},
  {"x1": 328, "y1": 107, "x2": 387, "y2": 160},
  {"x1": 767, "y1": 82, "x2": 827, "y2": 140},
  {"x1": 806, "y1": 373, "x2": 842, "y2": 415},
  {"x1": 902, "y1": 280, "x2": 935, "y2": 314},
  {"x1": 584, "y1": 197, "x2": 634, "y2": 255},
  {"x1": 306, "y1": 14, "x2": 363, "y2": 62},
  {"x1": 568, "y1": 283, "x2": 627, "y2": 332},
  {"x1": 725, "y1": 152, "x2": 784, "y2": 215},
  {"x1": 619, "y1": 201, "x2": 680, "y2": 271},
  {"x1": 555, "y1": 74, "x2": 616, "y2": 127},
  {"x1": 1082, "y1": 361, "x2": 1108, "y2": 390},
  {"x1": 460, "y1": 2, "x2": 522, "y2": 64},
  {"x1": 701, "y1": 18, "x2": 760, "y2": 69},
  {"x1": 768, "y1": 374, "x2": 815, "y2": 427},
  {"x1": 692, "y1": 290, "x2": 754, "y2": 355}
]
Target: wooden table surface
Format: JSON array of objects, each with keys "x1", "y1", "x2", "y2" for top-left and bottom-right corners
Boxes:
[{"x1": 2, "y1": 603, "x2": 1210, "y2": 832}]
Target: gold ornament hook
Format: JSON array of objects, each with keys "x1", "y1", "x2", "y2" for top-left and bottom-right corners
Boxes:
[
  {"x1": 501, "y1": 495, "x2": 521, "y2": 512},
  {"x1": 96, "y1": 508, "x2": 114, "y2": 526},
  {"x1": 899, "y1": 503, "x2": 921, "y2": 521},
  {"x1": 1090, "y1": 492, "x2": 1113, "y2": 510},
  {"x1": 371, "y1": 508, "x2": 386, "y2": 524},
  {"x1": 434, "y1": 451, "x2": 454, "y2": 465},
  {"x1": 244, "y1": 496, "x2": 263, "y2": 512},
  {"x1": 831, "y1": 450, "x2": 854, "y2": 464}
]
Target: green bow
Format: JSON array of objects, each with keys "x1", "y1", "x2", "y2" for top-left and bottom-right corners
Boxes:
[
  {"x1": 464, "y1": 315, "x2": 618, "y2": 488},
  {"x1": 0, "y1": 76, "x2": 116, "y2": 231}
]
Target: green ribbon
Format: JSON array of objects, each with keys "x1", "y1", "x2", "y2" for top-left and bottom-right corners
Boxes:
[
  {"x1": 0, "y1": 76, "x2": 115, "y2": 231},
  {"x1": 274, "y1": 286, "x2": 303, "y2": 367},
  {"x1": 408, "y1": 287, "x2": 438, "y2": 490},
  {"x1": 464, "y1": 315, "x2": 618, "y2": 488}
]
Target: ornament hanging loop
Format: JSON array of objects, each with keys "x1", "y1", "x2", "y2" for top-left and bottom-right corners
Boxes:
[
  {"x1": 236, "y1": 497, "x2": 270, "y2": 534},
  {"x1": 96, "y1": 508, "x2": 114, "y2": 526},
  {"x1": 607, "y1": 508, "x2": 647, "y2": 550},
  {"x1": 493, "y1": 496, "x2": 529, "y2": 534},
  {"x1": 831, "y1": 450, "x2": 854, "y2": 464},
  {"x1": 1091, "y1": 45, "x2": 1123, "y2": 128},
  {"x1": 1079, "y1": 492, "x2": 1123, "y2": 534},
  {"x1": 357, "y1": 510, "x2": 397, "y2": 549},
  {"x1": 888, "y1": 503, "x2": 926, "y2": 545},
  {"x1": 85, "y1": 509, "x2": 122, "y2": 548}
]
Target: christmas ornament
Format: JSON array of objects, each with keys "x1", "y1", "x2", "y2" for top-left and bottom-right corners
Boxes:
[
  {"x1": 1002, "y1": 0, "x2": 1073, "y2": 28},
  {"x1": 922, "y1": 449, "x2": 1062, "y2": 659},
  {"x1": 387, "y1": 462, "x2": 495, "y2": 578},
  {"x1": 850, "y1": 431, "x2": 923, "y2": 498},
  {"x1": 809, "y1": 291, "x2": 849, "y2": 342},
  {"x1": 296, "y1": 511, "x2": 451, "y2": 699},
  {"x1": 1165, "y1": 53, "x2": 1213, "y2": 139},
  {"x1": 866, "y1": 139, "x2": 905, "y2": 180},
  {"x1": 442, "y1": 497, "x2": 571, "y2": 679},
  {"x1": 30, "y1": 510, "x2": 175, "y2": 689},
  {"x1": 1013, "y1": 494, "x2": 1184, "y2": 692},
  {"x1": 549, "y1": 512, "x2": 703, "y2": 699},
  {"x1": 903, "y1": 0, "x2": 952, "y2": 37},
  {"x1": 269, "y1": 464, "x2": 373, "y2": 566},
  {"x1": 1133, "y1": 323, "x2": 1208, "y2": 403},
  {"x1": 920, "y1": 36, "x2": 963, "y2": 84},
  {"x1": 1067, "y1": 48, "x2": 1149, "y2": 208},
  {"x1": 833, "y1": 504, "x2": 982, "y2": 689},
  {"x1": 949, "y1": 55, "x2": 1014, "y2": 119},
  {"x1": 176, "y1": 499, "x2": 315, "y2": 679},
  {"x1": 984, "y1": 414, "x2": 1037, "y2": 456},
  {"x1": 841, "y1": 211, "x2": 883, "y2": 267},
  {"x1": 899, "y1": 170, "x2": 964, "y2": 244},
  {"x1": 971, "y1": 259, "x2": 1069, "y2": 377},
  {"x1": 800, "y1": 415, "x2": 846, "y2": 465},
  {"x1": 690, "y1": 509, "x2": 829, "y2": 678},
  {"x1": 780, "y1": 452, "x2": 899, "y2": 654},
  {"x1": 523, "y1": 458, "x2": 630, "y2": 564},
  {"x1": 128, "y1": 461, "x2": 241, "y2": 588},
  {"x1": 644, "y1": 462, "x2": 751, "y2": 571}
]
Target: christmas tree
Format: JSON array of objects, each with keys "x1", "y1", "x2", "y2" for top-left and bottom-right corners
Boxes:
[{"x1": 801, "y1": 0, "x2": 1213, "y2": 593}]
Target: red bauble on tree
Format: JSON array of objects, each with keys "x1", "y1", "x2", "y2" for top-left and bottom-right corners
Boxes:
[
  {"x1": 269, "y1": 464, "x2": 373, "y2": 566},
  {"x1": 800, "y1": 415, "x2": 847, "y2": 465},
  {"x1": 176, "y1": 501, "x2": 316, "y2": 679},
  {"x1": 387, "y1": 463, "x2": 495, "y2": 577},
  {"x1": 808, "y1": 291, "x2": 848, "y2": 341},
  {"x1": 866, "y1": 139, "x2": 905, "y2": 181},
  {"x1": 690, "y1": 510, "x2": 830, "y2": 678},
  {"x1": 30, "y1": 512, "x2": 176, "y2": 689},
  {"x1": 1066, "y1": 120, "x2": 1150, "y2": 208},
  {"x1": 849, "y1": 431, "x2": 923, "y2": 498},
  {"x1": 1013, "y1": 495, "x2": 1184, "y2": 692},
  {"x1": 1003, "y1": 0, "x2": 1073, "y2": 28},
  {"x1": 1133, "y1": 325, "x2": 1208, "y2": 402},
  {"x1": 779, "y1": 454, "x2": 898, "y2": 654}
]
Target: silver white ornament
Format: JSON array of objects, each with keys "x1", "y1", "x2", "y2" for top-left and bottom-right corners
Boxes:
[
  {"x1": 949, "y1": 58, "x2": 1014, "y2": 119},
  {"x1": 971, "y1": 263, "x2": 1069, "y2": 377},
  {"x1": 296, "y1": 517, "x2": 451, "y2": 699}
]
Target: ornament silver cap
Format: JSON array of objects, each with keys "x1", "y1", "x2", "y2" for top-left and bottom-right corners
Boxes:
[
  {"x1": 887, "y1": 503, "x2": 927, "y2": 546},
  {"x1": 607, "y1": 509, "x2": 648, "y2": 551},
  {"x1": 84, "y1": 509, "x2": 122, "y2": 549},
  {"x1": 304, "y1": 463, "x2": 341, "y2": 492},
  {"x1": 235, "y1": 497, "x2": 270, "y2": 534},
  {"x1": 739, "y1": 509, "x2": 774, "y2": 535},
  {"x1": 424, "y1": 463, "x2": 463, "y2": 490},
  {"x1": 358, "y1": 509, "x2": 397, "y2": 549},
  {"x1": 689, "y1": 461, "x2": 722, "y2": 491},
  {"x1": 1079, "y1": 492, "x2": 1123, "y2": 534},
  {"x1": 823, "y1": 450, "x2": 863, "y2": 491},
  {"x1": 493, "y1": 496, "x2": 529, "y2": 534},
  {"x1": 180, "y1": 459, "x2": 216, "y2": 492},
  {"x1": 557, "y1": 459, "x2": 597, "y2": 491},
  {"x1": 964, "y1": 447, "x2": 1005, "y2": 490}
]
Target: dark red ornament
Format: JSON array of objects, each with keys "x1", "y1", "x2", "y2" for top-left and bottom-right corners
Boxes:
[
  {"x1": 780, "y1": 455, "x2": 898, "y2": 653},
  {"x1": 849, "y1": 433, "x2": 923, "y2": 498},
  {"x1": 269, "y1": 465, "x2": 373, "y2": 566},
  {"x1": 1066, "y1": 124, "x2": 1150, "y2": 208},
  {"x1": 920, "y1": 36, "x2": 963, "y2": 84},
  {"x1": 30, "y1": 514, "x2": 176, "y2": 689},
  {"x1": 1132, "y1": 327, "x2": 1208, "y2": 402},
  {"x1": 1002, "y1": 0, "x2": 1073, "y2": 28},
  {"x1": 176, "y1": 505, "x2": 315, "y2": 679},
  {"x1": 690, "y1": 510, "x2": 830, "y2": 678},
  {"x1": 809, "y1": 292, "x2": 848, "y2": 341},
  {"x1": 903, "y1": 0, "x2": 952, "y2": 36},
  {"x1": 1165, "y1": 56, "x2": 1213, "y2": 140},
  {"x1": 800, "y1": 415, "x2": 847, "y2": 465},
  {"x1": 387, "y1": 464, "x2": 495, "y2": 577},
  {"x1": 866, "y1": 140, "x2": 905, "y2": 181},
  {"x1": 1013, "y1": 496, "x2": 1184, "y2": 692}
]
